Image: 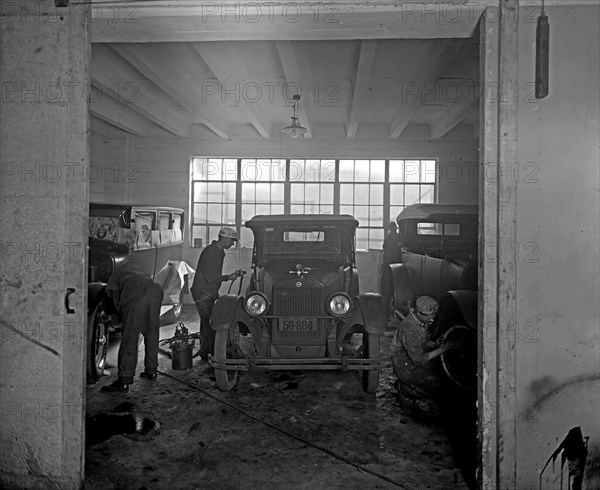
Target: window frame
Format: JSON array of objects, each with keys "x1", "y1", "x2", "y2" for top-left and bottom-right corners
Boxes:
[{"x1": 190, "y1": 158, "x2": 438, "y2": 250}]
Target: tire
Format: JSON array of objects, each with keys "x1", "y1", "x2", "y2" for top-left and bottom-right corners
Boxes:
[
  {"x1": 439, "y1": 325, "x2": 477, "y2": 391},
  {"x1": 87, "y1": 300, "x2": 110, "y2": 384},
  {"x1": 361, "y1": 332, "x2": 380, "y2": 394},
  {"x1": 214, "y1": 324, "x2": 240, "y2": 391}
]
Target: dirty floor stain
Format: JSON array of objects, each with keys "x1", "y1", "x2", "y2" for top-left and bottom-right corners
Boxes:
[{"x1": 85, "y1": 306, "x2": 476, "y2": 490}]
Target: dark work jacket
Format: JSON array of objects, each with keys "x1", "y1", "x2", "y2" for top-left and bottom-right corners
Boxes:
[
  {"x1": 106, "y1": 270, "x2": 157, "y2": 314},
  {"x1": 190, "y1": 240, "x2": 227, "y2": 302}
]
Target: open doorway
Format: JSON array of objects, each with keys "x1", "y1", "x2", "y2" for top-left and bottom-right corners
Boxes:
[{"x1": 83, "y1": 3, "x2": 500, "y2": 490}]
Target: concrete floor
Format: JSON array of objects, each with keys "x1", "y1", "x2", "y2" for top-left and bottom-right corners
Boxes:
[{"x1": 85, "y1": 305, "x2": 476, "y2": 489}]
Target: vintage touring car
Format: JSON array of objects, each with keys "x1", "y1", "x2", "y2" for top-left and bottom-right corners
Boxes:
[
  {"x1": 387, "y1": 204, "x2": 479, "y2": 392},
  {"x1": 87, "y1": 203, "x2": 189, "y2": 384},
  {"x1": 208, "y1": 214, "x2": 388, "y2": 393}
]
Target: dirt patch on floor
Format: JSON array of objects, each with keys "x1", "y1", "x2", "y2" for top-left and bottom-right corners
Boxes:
[{"x1": 85, "y1": 307, "x2": 476, "y2": 490}]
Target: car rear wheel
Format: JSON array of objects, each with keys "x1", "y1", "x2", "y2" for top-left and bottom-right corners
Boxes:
[
  {"x1": 214, "y1": 323, "x2": 241, "y2": 391},
  {"x1": 361, "y1": 332, "x2": 380, "y2": 394},
  {"x1": 439, "y1": 325, "x2": 477, "y2": 391},
  {"x1": 87, "y1": 300, "x2": 110, "y2": 385}
]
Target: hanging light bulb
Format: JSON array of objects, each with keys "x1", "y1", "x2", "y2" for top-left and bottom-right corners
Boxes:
[{"x1": 281, "y1": 95, "x2": 307, "y2": 138}]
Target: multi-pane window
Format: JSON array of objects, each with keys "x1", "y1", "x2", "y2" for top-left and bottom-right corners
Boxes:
[
  {"x1": 191, "y1": 158, "x2": 437, "y2": 250},
  {"x1": 339, "y1": 159, "x2": 385, "y2": 250},
  {"x1": 191, "y1": 158, "x2": 237, "y2": 248},
  {"x1": 289, "y1": 159, "x2": 335, "y2": 215},
  {"x1": 389, "y1": 159, "x2": 436, "y2": 225},
  {"x1": 239, "y1": 159, "x2": 286, "y2": 245}
]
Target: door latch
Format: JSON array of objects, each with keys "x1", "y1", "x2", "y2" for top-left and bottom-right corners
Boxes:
[{"x1": 65, "y1": 288, "x2": 76, "y2": 314}]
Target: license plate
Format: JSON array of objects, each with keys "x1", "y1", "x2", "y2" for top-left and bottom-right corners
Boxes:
[{"x1": 279, "y1": 317, "x2": 317, "y2": 332}]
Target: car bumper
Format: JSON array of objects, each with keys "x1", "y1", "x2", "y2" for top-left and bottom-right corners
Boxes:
[{"x1": 209, "y1": 356, "x2": 391, "y2": 371}]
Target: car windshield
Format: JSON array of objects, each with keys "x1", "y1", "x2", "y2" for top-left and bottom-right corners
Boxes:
[{"x1": 257, "y1": 225, "x2": 345, "y2": 264}]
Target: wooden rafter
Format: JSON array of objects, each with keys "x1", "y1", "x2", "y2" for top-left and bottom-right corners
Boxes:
[
  {"x1": 110, "y1": 44, "x2": 229, "y2": 139},
  {"x1": 91, "y1": 45, "x2": 192, "y2": 137},
  {"x1": 389, "y1": 39, "x2": 466, "y2": 139},
  {"x1": 429, "y1": 78, "x2": 479, "y2": 139},
  {"x1": 191, "y1": 42, "x2": 270, "y2": 138},
  {"x1": 89, "y1": 86, "x2": 157, "y2": 136},
  {"x1": 347, "y1": 40, "x2": 377, "y2": 139}
]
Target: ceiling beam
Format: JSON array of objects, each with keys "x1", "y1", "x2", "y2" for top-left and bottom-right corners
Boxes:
[
  {"x1": 429, "y1": 78, "x2": 480, "y2": 139},
  {"x1": 89, "y1": 0, "x2": 492, "y2": 43},
  {"x1": 347, "y1": 40, "x2": 377, "y2": 139},
  {"x1": 89, "y1": 0, "x2": 598, "y2": 43},
  {"x1": 191, "y1": 42, "x2": 270, "y2": 138},
  {"x1": 110, "y1": 44, "x2": 230, "y2": 139},
  {"x1": 90, "y1": 115, "x2": 135, "y2": 139},
  {"x1": 91, "y1": 45, "x2": 192, "y2": 138},
  {"x1": 276, "y1": 41, "x2": 313, "y2": 138},
  {"x1": 89, "y1": 88, "x2": 157, "y2": 136},
  {"x1": 389, "y1": 38, "x2": 465, "y2": 139}
]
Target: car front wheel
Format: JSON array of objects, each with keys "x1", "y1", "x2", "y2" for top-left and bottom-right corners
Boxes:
[{"x1": 213, "y1": 324, "x2": 241, "y2": 391}]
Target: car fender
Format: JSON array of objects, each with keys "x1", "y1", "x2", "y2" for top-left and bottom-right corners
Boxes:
[
  {"x1": 344, "y1": 293, "x2": 387, "y2": 335},
  {"x1": 210, "y1": 295, "x2": 244, "y2": 331},
  {"x1": 88, "y1": 282, "x2": 109, "y2": 315},
  {"x1": 389, "y1": 263, "x2": 415, "y2": 314},
  {"x1": 210, "y1": 294, "x2": 261, "y2": 333},
  {"x1": 429, "y1": 289, "x2": 478, "y2": 341}
]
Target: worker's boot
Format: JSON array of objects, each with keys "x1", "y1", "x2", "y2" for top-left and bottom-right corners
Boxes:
[
  {"x1": 140, "y1": 371, "x2": 157, "y2": 381},
  {"x1": 101, "y1": 378, "x2": 129, "y2": 392}
]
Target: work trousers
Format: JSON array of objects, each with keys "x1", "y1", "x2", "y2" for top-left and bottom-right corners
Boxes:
[
  {"x1": 117, "y1": 282, "x2": 164, "y2": 384},
  {"x1": 192, "y1": 293, "x2": 218, "y2": 359}
]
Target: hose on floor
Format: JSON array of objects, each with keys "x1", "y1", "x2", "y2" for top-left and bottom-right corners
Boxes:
[{"x1": 157, "y1": 370, "x2": 409, "y2": 489}]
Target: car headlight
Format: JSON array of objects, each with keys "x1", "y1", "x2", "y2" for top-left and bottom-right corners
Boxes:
[
  {"x1": 245, "y1": 292, "x2": 269, "y2": 316},
  {"x1": 327, "y1": 293, "x2": 352, "y2": 317}
]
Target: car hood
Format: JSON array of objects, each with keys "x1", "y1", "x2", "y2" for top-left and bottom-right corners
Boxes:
[{"x1": 256, "y1": 262, "x2": 345, "y2": 299}]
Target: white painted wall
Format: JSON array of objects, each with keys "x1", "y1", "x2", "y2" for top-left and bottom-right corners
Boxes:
[
  {"x1": 1, "y1": 2, "x2": 88, "y2": 487},
  {"x1": 90, "y1": 127, "x2": 479, "y2": 298},
  {"x1": 514, "y1": 5, "x2": 600, "y2": 489}
]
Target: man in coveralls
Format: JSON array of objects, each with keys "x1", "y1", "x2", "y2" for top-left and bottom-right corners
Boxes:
[
  {"x1": 191, "y1": 227, "x2": 241, "y2": 361},
  {"x1": 101, "y1": 271, "x2": 164, "y2": 392}
]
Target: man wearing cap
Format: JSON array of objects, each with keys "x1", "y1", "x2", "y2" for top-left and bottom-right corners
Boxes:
[
  {"x1": 101, "y1": 271, "x2": 164, "y2": 392},
  {"x1": 191, "y1": 227, "x2": 241, "y2": 361}
]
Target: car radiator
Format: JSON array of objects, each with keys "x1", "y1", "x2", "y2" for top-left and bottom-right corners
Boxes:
[{"x1": 271, "y1": 281, "x2": 327, "y2": 345}]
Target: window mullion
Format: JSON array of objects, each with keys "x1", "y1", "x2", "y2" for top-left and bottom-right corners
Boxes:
[
  {"x1": 284, "y1": 159, "x2": 291, "y2": 214},
  {"x1": 333, "y1": 159, "x2": 340, "y2": 213},
  {"x1": 383, "y1": 159, "x2": 391, "y2": 228},
  {"x1": 235, "y1": 159, "x2": 242, "y2": 236}
]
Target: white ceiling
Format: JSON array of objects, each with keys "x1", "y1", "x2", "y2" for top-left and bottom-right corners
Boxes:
[{"x1": 89, "y1": 1, "x2": 482, "y2": 141}]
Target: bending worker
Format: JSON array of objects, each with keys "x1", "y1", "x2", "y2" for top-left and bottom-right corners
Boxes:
[
  {"x1": 191, "y1": 227, "x2": 241, "y2": 361},
  {"x1": 101, "y1": 271, "x2": 164, "y2": 393}
]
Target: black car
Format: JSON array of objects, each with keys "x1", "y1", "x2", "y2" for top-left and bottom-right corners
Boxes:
[
  {"x1": 208, "y1": 214, "x2": 388, "y2": 393},
  {"x1": 387, "y1": 204, "x2": 479, "y2": 392},
  {"x1": 86, "y1": 203, "x2": 188, "y2": 383}
]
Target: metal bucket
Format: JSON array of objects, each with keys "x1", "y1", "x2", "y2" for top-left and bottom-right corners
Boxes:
[{"x1": 171, "y1": 342, "x2": 194, "y2": 370}]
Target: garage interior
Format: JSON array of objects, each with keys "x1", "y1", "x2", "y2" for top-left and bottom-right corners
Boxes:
[{"x1": 1, "y1": 1, "x2": 599, "y2": 489}]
